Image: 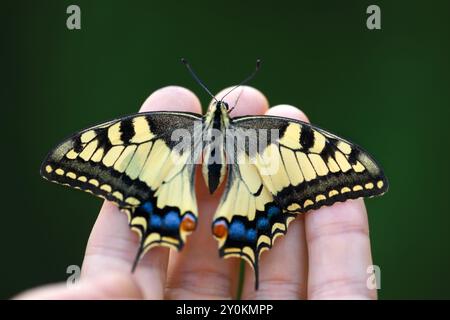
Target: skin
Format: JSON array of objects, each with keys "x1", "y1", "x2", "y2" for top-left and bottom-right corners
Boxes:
[{"x1": 15, "y1": 86, "x2": 376, "y2": 300}]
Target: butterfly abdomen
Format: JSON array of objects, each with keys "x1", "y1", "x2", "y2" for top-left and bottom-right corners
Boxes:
[{"x1": 202, "y1": 144, "x2": 226, "y2": 194}]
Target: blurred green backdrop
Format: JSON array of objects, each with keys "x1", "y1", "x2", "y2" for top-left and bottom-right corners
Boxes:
[{"x1": 1, "y1": 0, "x2": 449, "y2": 299}]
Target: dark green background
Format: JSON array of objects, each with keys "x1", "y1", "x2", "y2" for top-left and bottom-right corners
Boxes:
[{"x1": 1, "y1": 0, "x2": 449, "y2": 299}]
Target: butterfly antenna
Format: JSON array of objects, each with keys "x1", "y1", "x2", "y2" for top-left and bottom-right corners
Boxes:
[
  {"x1": 221, "y1": 59, "x2": 261, "y2": 102},
  {"x1": 181, "y1": 58, "x2": 218, "y2": 102},
  {"x1": 227, "y1": 87, "x2": 244, "y2": 114},
  {"x1": 131, "y1": 244, "x2": 144, "y2": 273}
]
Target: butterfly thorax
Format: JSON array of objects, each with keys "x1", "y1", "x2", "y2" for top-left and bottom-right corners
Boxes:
[{"x1": 202, "y1": 101, "x2": 231, "y2": 194}]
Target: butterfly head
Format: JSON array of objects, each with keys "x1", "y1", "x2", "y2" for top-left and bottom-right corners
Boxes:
[
  {"x1": 211, "y1": 100, "x2": 230, "y2": 112},
  {"x1": 205, "y1": 100, "x2": 232, "y2": 129},
  {"x1": 182, "y1": 58, "x2": 261, "y2": 116}
]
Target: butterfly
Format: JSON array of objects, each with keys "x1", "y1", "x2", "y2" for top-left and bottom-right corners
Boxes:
[{"x1": 40, "y1": 59, "x2": 388, "y2": 289}]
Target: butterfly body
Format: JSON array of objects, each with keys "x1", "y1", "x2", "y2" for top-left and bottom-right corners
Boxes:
[
  {"x1": 201, "y1": 101, "x2": 230, "y2": 194},
  {"x1": 41, "y1": 99, "x2": 388, "y2": 289}
]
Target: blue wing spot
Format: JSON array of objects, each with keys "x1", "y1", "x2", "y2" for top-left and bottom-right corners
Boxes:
[
  {"x1": 163, "y1": 211, "x2": 181, "y2": 231},
  {"x1": 142, "y1": 201, "x2": 154, "y2": 214},
  {"x1": 246, "y1": 229, "x2": 257, "y2": 242},
  {"x1": 229, "y1": 221, "x2": 246, "y2": 241},
  {"x1": 149, "y1": 214, "x2": 162, "y2": 229},
  {"x1": 256, "y1": 217, "x2": 269, "y2": 231},
  {"x1": 267, "y1": 206, "x2": 281, "y2": 220}
]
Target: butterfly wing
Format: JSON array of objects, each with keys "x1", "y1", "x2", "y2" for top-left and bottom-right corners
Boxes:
[
  {"x1": 41, "y1": 111, "x2": 202, "y2": 266},
  {"x1": 212, "y1": 115, "x2": 388, "y2": 288}
]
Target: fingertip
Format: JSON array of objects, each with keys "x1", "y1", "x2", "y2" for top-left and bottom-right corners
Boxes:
[
  {"x1": 140, "y1": 86, "x2": 202, "y2": 114},
  {"x1": 306, "y1": 198, "x2": 368, "y2": 235},
  {"x1": 213, "y1": 86, "x2": 269, "y2": 116},
  {"x1": 266, "y1": 104, "x2": 310, "y2": 123},
  {"x1": 305, "y1": 198, "x2": 373, "y2": 299}
]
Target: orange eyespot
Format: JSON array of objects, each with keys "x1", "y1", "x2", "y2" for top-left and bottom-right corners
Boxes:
[
  {"x1": 212, "y1": 220, "x2": 228, "y2": 238},
  {"x1": 180, "y1": 213, "x2": 196, "y2": 232}
]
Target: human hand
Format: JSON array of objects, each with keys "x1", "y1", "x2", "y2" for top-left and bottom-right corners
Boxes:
[{"x1": 16, "y1": 86, "x2": 376, "y2": 299}]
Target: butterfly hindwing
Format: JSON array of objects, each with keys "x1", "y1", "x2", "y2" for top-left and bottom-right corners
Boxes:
[
  {"x1": 212, "y1": 115, "x2": 388, "y2": 288},
  {"x1": 41, "y1": 111, "x2": 202, "y2": 257},
  {"x1": 212, "y1": 162, "x2": 293, "y2": 288}
]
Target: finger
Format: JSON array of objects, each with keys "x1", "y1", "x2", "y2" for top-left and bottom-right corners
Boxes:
[
  {"x1": 141, "y1": 86, "x2": 202, "y2": 113},
  {"x1": 82, "y1": 86, "x2": 201, "y2": 299},
  {"x1": 305, "y1": 199, "x2": 375, "y2": 299},
  {"x1": 241, "y1": 104, "x2": 309, "y2": 299},
  {"x1": 14, "y1": 273, "x2": 143, "y2": 300},
  {"x1": 165, "y1": 86, "x2": 269, "y2": 299}
]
